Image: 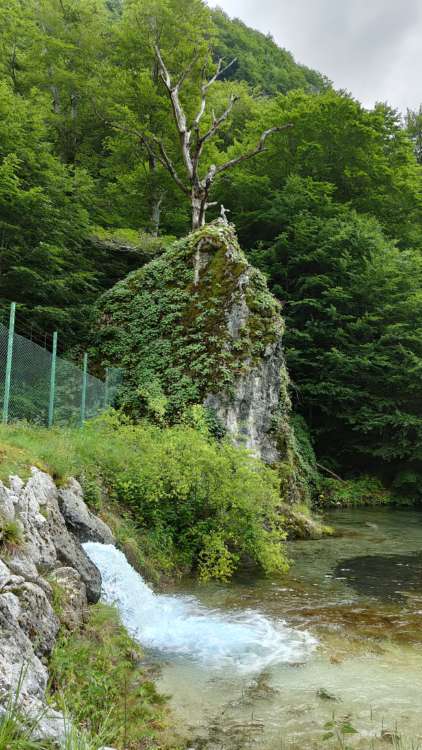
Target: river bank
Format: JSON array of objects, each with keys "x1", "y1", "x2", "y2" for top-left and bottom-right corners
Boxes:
[
  {"x1": 1, "y1": 424, "x2": 421, "y2": 749},
  {"x1": 90, "y1": 508, "x2": 422, "y2": 750}
]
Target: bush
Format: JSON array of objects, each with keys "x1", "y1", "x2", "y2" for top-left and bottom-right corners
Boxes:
[
  {"x1": 0, "y1": 413, "x2": 288, "y2": 581},
  {"x1": 317, "y1": 475, "x2": 392, "y2": 508}
]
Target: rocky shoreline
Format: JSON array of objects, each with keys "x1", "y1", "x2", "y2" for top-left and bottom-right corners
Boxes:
[{"x1": 0, "y1": 468, "x2": 115, "y2": 742}]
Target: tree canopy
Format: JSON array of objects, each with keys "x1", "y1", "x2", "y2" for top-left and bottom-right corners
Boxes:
[{"x1": 1, "y1": 0, "x2": 422, "y2": 499}]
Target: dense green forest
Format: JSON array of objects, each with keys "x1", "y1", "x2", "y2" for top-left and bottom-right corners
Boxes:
[{"x1": 1, "y1": 0, "x2": 422, "y2": 501}]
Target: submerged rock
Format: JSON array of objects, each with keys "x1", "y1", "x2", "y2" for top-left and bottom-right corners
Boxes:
[
  {"x1": 317, "y1": 688, "x2": 340, "y2": 702},
  {"x1": 97, "y1": 220, "x2": 314, "y2": 503}
]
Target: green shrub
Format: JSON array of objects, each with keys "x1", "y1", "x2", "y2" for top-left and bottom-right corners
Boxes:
[
  {"x1": 0, "y1": 414, "x2": 288, "y2": 581},
  {"x1": 101, "y1": 508, "x2": 176, "y2": 583},
  {"x1": 318, "y1": 475, "x2": 392, "y2": 508}
]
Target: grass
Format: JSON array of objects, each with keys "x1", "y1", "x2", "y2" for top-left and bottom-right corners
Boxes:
[
  {"x1": 0, "y1": 666, "x2": 119, "y2": 750},
  {"x1": 101, "y1": 507, "x2": 178, "y2": 584},
  {"x1": 0, "y1": 419, "x2": 181, "y2": 581},
  {"x1": 0, "y1": 425, "x2": 85, "y2": 484},
  {"x1": 48, "y1": 603, "x2": 176, "y2": 750},
  {"x1": 0, "y1": 516, "x2": 24, "y2": 551},
  {"x1": 0, "y1": 668, "x2": 47, "y2": 750}
]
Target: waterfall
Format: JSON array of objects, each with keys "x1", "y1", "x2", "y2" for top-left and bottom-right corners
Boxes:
[{"x1": 84, "y1": 542, "x2": 317, "y2": 674}]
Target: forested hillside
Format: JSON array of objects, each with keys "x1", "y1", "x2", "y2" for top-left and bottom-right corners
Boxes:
[{"x1": 1, "y1": 0, "x2": 422, "y2": 500}]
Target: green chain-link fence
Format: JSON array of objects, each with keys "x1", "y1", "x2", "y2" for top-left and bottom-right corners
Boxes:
[{"x1": 0, "y1": 303, "x2": 121, "y2": 426}]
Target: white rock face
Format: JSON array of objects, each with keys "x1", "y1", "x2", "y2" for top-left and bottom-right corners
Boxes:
[
  {"x1": 205, "y1": 339, "x2": 285, "y2": 464},
  {"x1": 0, "y1": 468, "x2": 114, "y2": 742},
  {"x1": 49, "y1": 566, "x2": 88, "y2": 630},
  {"x1": 203, "y1": 259, "x2": 287, "y2": 465},
  {"x1": 58, "y1": 478, "x2": 115, "y2": 545}
]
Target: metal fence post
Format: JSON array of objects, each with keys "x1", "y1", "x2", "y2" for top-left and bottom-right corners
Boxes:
[
  {"x1": 104, "y1": 367, "x2": 109, "y2": 409},
  {"x1": 3, "y1": 302, "x2": 16, "y2": 424},
  {"x1": 48, "y1": 332, "x2": 58, "y2": 427},
  {"x1": 80, "y1": 352, "x2": 88, "y2": 426}
]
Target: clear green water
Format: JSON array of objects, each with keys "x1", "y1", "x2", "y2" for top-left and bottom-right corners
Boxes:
[{"x1": 157, "y1": 508, "x2": 422, "y2": 749}]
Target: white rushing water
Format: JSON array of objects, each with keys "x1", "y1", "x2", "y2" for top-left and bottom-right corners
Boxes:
[{"x1": 84, "y1": 542, "x2": 317, "y2": 674}]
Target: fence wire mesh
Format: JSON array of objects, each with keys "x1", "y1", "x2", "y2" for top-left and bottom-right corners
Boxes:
[{"x1": 0, "y1": 316, "x2": 121, "y2": 426}]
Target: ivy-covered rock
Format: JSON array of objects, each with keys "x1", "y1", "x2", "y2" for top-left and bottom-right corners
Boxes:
[{"x1": 96, "y1": 220, "x2": 312, "y2": 503}]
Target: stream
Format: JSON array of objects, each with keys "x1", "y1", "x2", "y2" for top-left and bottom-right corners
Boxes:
[{"x1": 85, "y1": 508, "x2": 422, "y2": 749}]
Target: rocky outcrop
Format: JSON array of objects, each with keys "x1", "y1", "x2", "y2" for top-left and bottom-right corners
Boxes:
[
  {"x1": 58, "y1": 479, "x2": 115, "y2": 545},
  {"x1": 97, "y1": 222, "x2": 315, "y2": 503},
  {"x1": 0, "y1": 468, "x2": 114, "y2": 742},
  {"x1": 204, "y1": 329, "x2": 286, "y2": 465},
  {"x1": 97, "y1": 221, "x2": 311, "y2": 500}
]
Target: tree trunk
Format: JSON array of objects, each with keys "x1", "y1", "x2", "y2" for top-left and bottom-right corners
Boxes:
[
  {"x1": 191, "y1": 191, "x2": 207, "y2": 230},
  {"x1": 151, "y1": 193, "x2": 163, "y2": 236}
]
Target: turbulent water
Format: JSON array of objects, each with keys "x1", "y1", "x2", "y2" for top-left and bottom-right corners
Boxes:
[
  {"x1": 83, "y1": 542, "x2": 316, "y2": 673},
  {"x1": 85, "y1": 509, "x2": 422, "y2": 749}
]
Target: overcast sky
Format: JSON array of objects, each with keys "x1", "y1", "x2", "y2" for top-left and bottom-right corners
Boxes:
[{"x1": 213, "y1": 0, "x2": 422, "y2": 112}]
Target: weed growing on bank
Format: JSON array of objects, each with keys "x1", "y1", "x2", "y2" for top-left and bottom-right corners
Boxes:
[
  {"x1": 48, "y1": 603, "x2": 174, "y2": 749},
  {"x1": 0, "y1": 412, "x2": 288, "y2": 581}
]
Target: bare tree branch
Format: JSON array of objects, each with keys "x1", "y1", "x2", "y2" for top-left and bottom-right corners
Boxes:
[
  {"x1": 108, "y1": 118, "x2": 190, "y2": 196},
  {"x1": 149, "y1": 47, "x2": 293, "y2": 228},
  {"x1": 193, "y1": 57, "x2": 237, "y2": 129},
  {"x1": 154, "y1": 44, "x2": 171, "y2": 89},
  {"x1": 153, "y1": 138, "x2": 190, "y2": 195},
  {"x1": 196, "y1": 93, "x2": 240, "y2": 150},
  {"x1": 154, "y1": 44, "x2": 193, "y2": 178},
  {"x1": 176, "y1": 50, "x2": 200, "y2": 90},
  {"x1": 203, "y1": 57, "x2": 237, "y2": 94},
  {"x1": 108, "y1": 118, "x2": 151, "y2": 150}
]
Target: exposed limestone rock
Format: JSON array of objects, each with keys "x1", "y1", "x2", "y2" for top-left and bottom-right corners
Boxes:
[
  {"x1": 0, "y1": 468, "x2": 111, "y2": 742},
  {"x1": 48, "y1": 508, "x2": 101, "y2": 603},
  {"x1": 3, "y1": 468, "x2": 102, "y2": 603},
  {"x1": 58, "y1": 479, "x2": 115, "y2": 545},
  {"x1": 0, "y1": 602, "x2": 48, "y2": 706},
  {"x1": 12, "y1": 581, "x2": 59, "y2": 656},
  {"x1": 50, "y1": 566, "x2": 88, "y2": 630},
  {"x1": 204, "y1": 339, "x2": 285, "y2": 464},
  {"x1": 0, "y1": 482, "x2": 15, "y2": 521},
  {"x1": 0, "y1": 559, "x2": 11, "y2": 589},
  {"x1": 280, "y1": 504, "x2": 333, "y2": 540}
]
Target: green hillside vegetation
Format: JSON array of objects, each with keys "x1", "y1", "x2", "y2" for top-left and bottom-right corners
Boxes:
[
  {"x1": 0, "y1": 0, "x2": 422, "y2": 501},
  {"x1": 211, "y1": 9, "x2": 330, "y2": 94}
]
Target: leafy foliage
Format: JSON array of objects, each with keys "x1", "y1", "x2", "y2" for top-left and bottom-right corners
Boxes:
[
  {"x1": 0, "y1": 416, "x2": 289, "y2": 580},
  {"x1": 252, "y1": 177, "x2": 422, "y2": 500},
  {"x1": 96, "y1": 222, "x2": 283, "y2": 421},
  {"x1": 211, "y1": 9, "x2": 330, "y2": 95},
  {"x1": 318, "y1": 476, "x2": 393, "y2": 508},
  {"x1": 0, "y1": 0, "x2": 422, "y2": 500}
]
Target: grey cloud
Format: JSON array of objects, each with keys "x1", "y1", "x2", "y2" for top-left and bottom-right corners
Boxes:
[{"x1": 213, "y1": 0, "x2": 422, "y2": 111}]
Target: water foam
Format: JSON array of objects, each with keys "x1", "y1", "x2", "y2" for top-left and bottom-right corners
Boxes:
[{"x1": 84, "y1": 542, "x2": 317, "y2": 673}]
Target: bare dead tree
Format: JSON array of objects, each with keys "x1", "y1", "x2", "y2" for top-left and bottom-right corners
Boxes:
[{"x1": 124, "y1": 47, "x2": 292, "y2": 230}]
